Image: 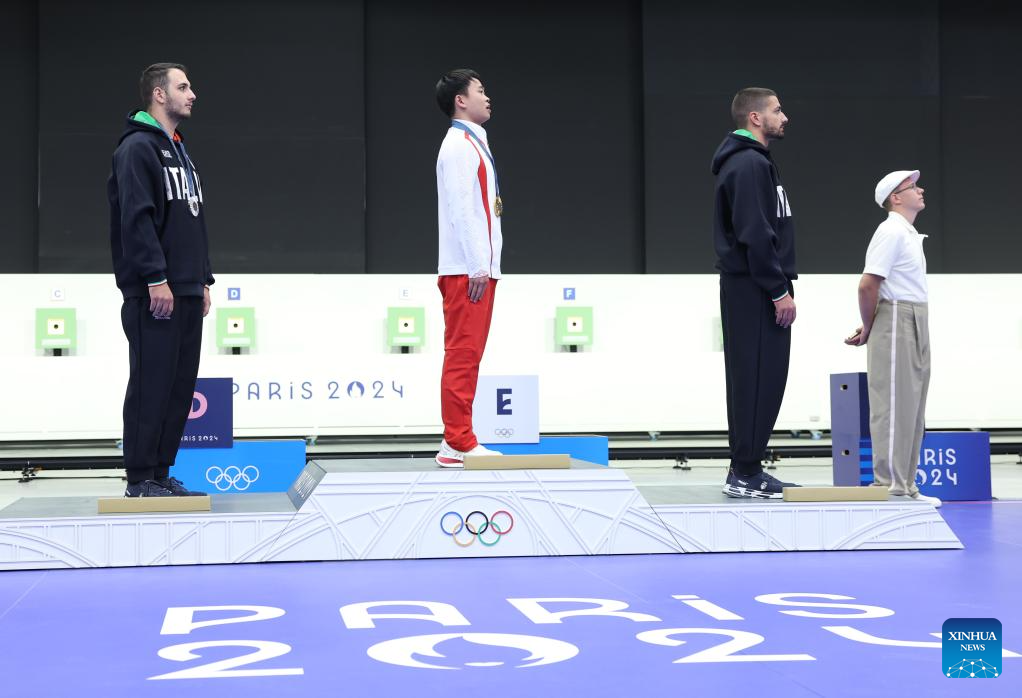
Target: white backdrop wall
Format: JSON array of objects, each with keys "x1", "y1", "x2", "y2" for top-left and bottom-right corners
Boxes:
[{"x1": 0, "y1": 274, "x2": 1019, "y2": 441}]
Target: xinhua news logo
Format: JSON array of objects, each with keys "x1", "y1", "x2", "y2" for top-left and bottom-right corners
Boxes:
[{"x1": 942, "y1": 618, "x2": 1001, "y2": 678}]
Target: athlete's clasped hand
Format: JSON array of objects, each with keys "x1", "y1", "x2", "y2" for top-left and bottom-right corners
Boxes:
[
  {"x1": 773, "y1": 294, "x2": 796, "y2": 328},
  {"x1": 467, "y1": 274, "x2": 490, "y2": 303},
  {"x1": 149, "y1": 282, "x2": 174, "y2": 319}
]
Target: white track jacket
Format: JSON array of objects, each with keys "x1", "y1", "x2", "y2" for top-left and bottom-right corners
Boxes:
[{"x1": 436, "y1": 119, "x2": 503, "y2": 278}]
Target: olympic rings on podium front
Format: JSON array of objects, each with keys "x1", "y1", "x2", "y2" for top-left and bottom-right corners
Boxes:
[
  {"x1": 440, "y1": 510, "x2": 514, "y2": 546},
  {"x1": 205, "y1": 465, "x2": 260, "y2": 491}
]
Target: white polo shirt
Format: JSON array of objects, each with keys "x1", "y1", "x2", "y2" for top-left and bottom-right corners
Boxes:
[
  {"x1": 863, "y1": 211, "x2": 928, "y2": 303},
  {"x1": 436, "y1": 119, "x2": 503, "y2": 278}
]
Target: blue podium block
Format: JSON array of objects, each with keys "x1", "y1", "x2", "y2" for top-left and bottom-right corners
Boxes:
[
  {"x1": 830, "y1": 372, "x2": 870, "y2": 486},
  {"x1": 172, "y1": 440, "x2": 307, "y2": 493},
  {"x1": 830, "y1": 372, "x2": 991, "y2": 501},
  {"x1": 858, "y1": 432, "x2": 991, "y2": 501},
  {"x1": 181, "y1": 377, "x2": 234, "y2": 449}
]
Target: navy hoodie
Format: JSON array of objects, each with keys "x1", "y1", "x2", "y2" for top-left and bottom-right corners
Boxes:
[
  {"x1": 108, "y1": 110, "x2": 213, "y2": 299},
  {"x1": 711, "y1": 132, "x2": 796, "y2": 300}
]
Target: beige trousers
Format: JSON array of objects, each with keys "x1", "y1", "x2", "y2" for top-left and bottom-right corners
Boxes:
[{"x1": 866, "y1": 300, "x2": 930, "y2": 496}]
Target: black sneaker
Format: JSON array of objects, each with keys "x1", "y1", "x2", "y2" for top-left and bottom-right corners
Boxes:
[
  {"x1": 722, "y1": 469, "x2": 797, "y2": 500},
  {"x1": 155, "y1": 476, "x2": 207, "y2": 496},
  {"x1": 760, "y1": 470, "x2": 801, "y2": 490},
  {"x1": 124, "y1": 480, "x2": 175, "y2": 497}
]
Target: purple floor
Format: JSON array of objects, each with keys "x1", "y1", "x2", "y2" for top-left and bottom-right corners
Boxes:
[{"x1": 1, "y1": 502, "x2": 1019, "y2": 697}]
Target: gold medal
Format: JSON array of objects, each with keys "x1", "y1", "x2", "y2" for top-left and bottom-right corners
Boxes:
[{"x1": 495, "y1": 195, "x2": 503, "y2": 217}]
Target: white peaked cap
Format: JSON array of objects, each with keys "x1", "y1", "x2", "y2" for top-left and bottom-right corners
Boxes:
[{"x1": 875, "y1": 170, "x2": 920, "y2": 208}]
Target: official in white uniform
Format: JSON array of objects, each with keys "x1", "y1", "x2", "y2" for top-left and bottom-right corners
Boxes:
[{"x1": 846, "y1": 170, "x2": 940, "y2": 507}]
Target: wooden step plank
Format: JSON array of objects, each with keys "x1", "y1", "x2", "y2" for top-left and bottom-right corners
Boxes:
[
  {"x1": 464, "y1": 453, "x2": 571, "y2": 470},
  {"x1": 783, "y1": 486, "x2": 889, "y2": 502},
  {"x1": 98, "y1": 495, "x2": 212, "y2": 514}
]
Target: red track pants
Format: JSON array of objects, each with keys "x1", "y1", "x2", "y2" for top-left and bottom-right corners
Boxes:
[{"x1": 438, "y1": 275, "x2": 497, "y2": 452}]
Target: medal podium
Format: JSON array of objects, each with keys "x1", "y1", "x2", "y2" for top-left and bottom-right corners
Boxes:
[{"x1": 0, "y1": 458, "x2": 960, "y2": 570}]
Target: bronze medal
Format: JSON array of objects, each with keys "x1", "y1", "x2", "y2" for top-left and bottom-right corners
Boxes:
[{"x1": 495, "y1": 195, "x2": 503, "y2": 217}]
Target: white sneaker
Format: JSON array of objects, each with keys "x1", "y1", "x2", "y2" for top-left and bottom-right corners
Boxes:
[
  {"x1": 435, "y1": 440, "x2": 465, "y2": 468},
  {"x1": 434, "y1": 441, "x2": 503, "y2": 468},
  {"x1": 891, "y1": 492, "x2": 942, "y2": 508}
]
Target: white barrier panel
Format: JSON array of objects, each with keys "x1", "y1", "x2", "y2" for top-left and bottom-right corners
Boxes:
[
  {"x1": 0, "y1": 274, "x2": 1019, "y2": 440},
  {"x1": 473, "y1": 375, "x2": 540, "y2": 444}
]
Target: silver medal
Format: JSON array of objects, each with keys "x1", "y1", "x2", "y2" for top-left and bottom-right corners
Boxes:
[{"x1": 188, "y1": 196, "x2": 200, "y2": 217}]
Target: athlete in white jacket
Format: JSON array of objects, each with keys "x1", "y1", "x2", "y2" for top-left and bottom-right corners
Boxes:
[{"x1": 433, "y1": 68, "x2": 504, "y2": 467}]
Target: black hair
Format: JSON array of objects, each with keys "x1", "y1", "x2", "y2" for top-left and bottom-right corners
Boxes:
[
  {"x1": 731, "y1": 87, "x2": 777, "y2": 129},
  {"x1": 435, "y1": 68, "x2": 481, "y2": 117},
  {"x1": 140, "y1": 63, "x2": 188, "y2": 108}
]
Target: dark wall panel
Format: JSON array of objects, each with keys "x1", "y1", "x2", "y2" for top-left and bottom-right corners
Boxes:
[
  {"x1": 940, "y1": 1, "x2": 1022, "y2": 273},
  {"x1": 5, "y1": 1, "x2": 1018, "y2": 276},
  {"x1": 0, "y1": 1, "x2": 38, "y2": 272},
  {"x1": 38, "y1": 0, "x2": 365, "y2": 274},
  {"x1": 365, "y1": 0, "x2": 644, "y2": 273},
  {"x1": 643, "y1": 1, "x2": 942, "y2": 274}
]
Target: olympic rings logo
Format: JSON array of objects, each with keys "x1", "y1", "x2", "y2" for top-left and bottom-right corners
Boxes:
[
  {"x1": 440, "y1": 510, "x2": 514, "y2": 547},
  {"x1": 205, "y1": 465, "x2": 260, "y2": 491},
  {"x1": 493, "y1": 428, "x2": 515, "y2": 438}
]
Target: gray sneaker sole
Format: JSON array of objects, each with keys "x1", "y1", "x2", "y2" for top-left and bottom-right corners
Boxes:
[{"x1": 722, "y1": 484, "x2": 783, "y2": 500}]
